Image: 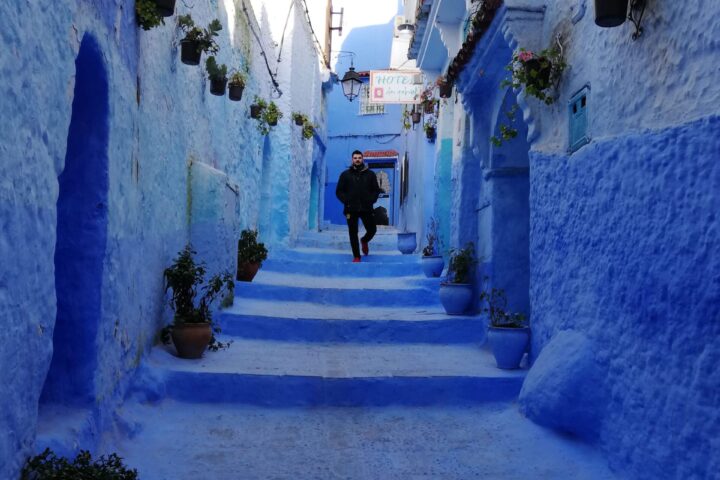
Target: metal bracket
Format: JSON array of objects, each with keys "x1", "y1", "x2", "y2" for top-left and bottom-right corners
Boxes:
[
  {"x1": 628, "y1": 0, "x2": 647, "y2": 40},
  {"x1": 330, "y1": 7, "x2": 344, "y2": 36}
]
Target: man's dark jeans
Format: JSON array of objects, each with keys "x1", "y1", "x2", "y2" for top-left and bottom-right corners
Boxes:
[{"x1": 346, "y1": 211, "x2": 377, "y2": 258}]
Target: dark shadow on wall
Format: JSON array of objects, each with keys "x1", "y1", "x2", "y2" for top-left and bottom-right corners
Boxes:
[{"x1": 41, "y1": 34, "x2": 110, "y2": 407}]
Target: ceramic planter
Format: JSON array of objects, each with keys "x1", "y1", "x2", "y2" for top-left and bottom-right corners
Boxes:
[
  {"x1": 397, "y1": 232, "x2": 417, "y2": 254},
  {"x1": 439, "y1": 282, "x2": 473, "y2": 315},
  {"x1": 487, "y1": 326, "x2": 530, "y2": 369},
  {"x1": 236, "y1": 261, "x2": 260, "y2": 282},
  {"x1": 171, "y1": 322, "x2": 211, "y2": 359},
  {"x1": 209, "y1": 78, "x2": 227, "y2": 96},
  {"x1": 180, "y1": 39, "x2": 201, "y2": 65},
  {"x1": 228, "y1": 83, "x2": 244, "y2": 101},
  {"x1": 421, "y1": 255, "x2": 444, "y2": 278},
  {"x1": 594, "y1": 0, "x2": 629, "y2": 27},
  {"x1": 154, "y1": 0, "x2": 176, "y2": 17}
]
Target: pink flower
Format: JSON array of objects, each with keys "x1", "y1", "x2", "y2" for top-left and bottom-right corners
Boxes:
[{"x1": 518, "y1": 50, "x2": 534, "y2": 62}]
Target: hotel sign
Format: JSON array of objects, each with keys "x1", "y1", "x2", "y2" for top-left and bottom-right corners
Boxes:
[{"x1": 369, "y1": 70, "x2": 423, "y2": 104}]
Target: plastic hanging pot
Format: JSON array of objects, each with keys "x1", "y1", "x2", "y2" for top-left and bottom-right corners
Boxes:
[
  {"x1": 209, "y1": 78, "x2": 227, "y2": 96},
  {"x1": 268, "y1": 117, "x2": 278, "y2": 127},
  {"x1": 154, "y1": 0, "x2": 176, "y2": 17},
  {"x1": 423, "y1": 101, "x2": 435, "y2": 114},
  {"x1": 425, "y1": 127, "x2": 436, "y2": 140},
  {"x1": 180, "y1": 39, "x2": 201, "y2": 65},
  {"x1": 294, "y1": 116, "x2": 304, "y2": 126},
  {"x1": 250, "y1": 104, "x2": 263, "y2": 119},
  {"x1": 594, "y1": 0, "x2": 629, "y2": 27},
  {"x1": 228, "y1": 83, "x2": 244, "y2": 101},
  {"x1": 438, "y1": 81, "x2": 453, "y2": 98},
  {"x1": 411, "y1": 111, "x2": 422, "y2": 124}
]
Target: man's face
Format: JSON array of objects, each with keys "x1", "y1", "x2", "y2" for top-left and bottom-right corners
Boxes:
[{"x1": 352, "y1": 153, "x2": 364, "y2": 166}]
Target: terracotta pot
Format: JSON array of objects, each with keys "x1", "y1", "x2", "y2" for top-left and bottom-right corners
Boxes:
[
  {"x1": 228, "y1": 83, "x2": 244, "y2": 101},
  {"x1": 250, "y1": 104, "x2": 263, "y2": 118},
  {"x1": 180, "y1": 39, "x2": 201, "y2": 66},
  {"x1": 154, "y1": 0, "x2": 176, "y2": 17},
  {"x1": 210, "y1": 77, "x2": 227, "y2": 96},
  {"x1": 171, "y1": 322, "x2": 211, "y2": 359},
  {"x1": 237, "y1": 261, "x2": 261, "y2": 282}
]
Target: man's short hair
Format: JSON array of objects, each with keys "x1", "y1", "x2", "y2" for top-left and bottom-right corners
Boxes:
[{"x1": 351, "y1": 150, "x2": 363, "y2": 157}]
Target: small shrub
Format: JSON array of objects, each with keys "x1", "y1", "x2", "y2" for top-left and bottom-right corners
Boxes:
[
  {"x1": 237, "y1": 229, "x2": 268, "y2": 266},
  {"x1": 22, "y1": 448, "x2": 138, "y2": 480},
  {"x1": 447, "y1": 243, "x2": 476, "y2": 284},
  {"x1": 136, "y1": 0, "x2": 164, "y2": 30}
]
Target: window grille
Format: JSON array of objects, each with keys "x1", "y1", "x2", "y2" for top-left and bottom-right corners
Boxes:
[{"x1": 359, "y1": 84, "x2": 385, "y2": 116}]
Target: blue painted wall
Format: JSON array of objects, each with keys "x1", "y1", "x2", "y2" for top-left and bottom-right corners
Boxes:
[{"x1": 530, "y1": 115, "x2": 720, "y2": 479}]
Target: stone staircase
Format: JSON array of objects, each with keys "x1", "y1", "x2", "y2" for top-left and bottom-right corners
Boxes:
[{"x1": 142, "y1": 228, "x2": 525, "y2": 407}]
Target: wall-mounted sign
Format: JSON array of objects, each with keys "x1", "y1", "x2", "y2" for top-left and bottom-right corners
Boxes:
[{"x1": 369, "y1": 70, "x2": 423, "y2": 104}]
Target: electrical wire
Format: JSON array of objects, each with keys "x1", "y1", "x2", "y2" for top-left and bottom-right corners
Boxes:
[
  {"x1": 275, "y1": 0, "x2": 296, "y2": 71},
  {"x1": 240, "y1": 0, "x2": 282, "y2": 96},
  {"x1": 298, "y1": 0, "x2": 330, "y2": 67}
]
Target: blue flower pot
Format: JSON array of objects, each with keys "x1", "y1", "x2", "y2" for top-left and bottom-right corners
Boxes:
[
  {"x1": 397, "y1": 232, "x2": 417, "y2": 254},
  {"x1": 439, "y1": 282, "x2": 473, "y2": 315},
  {"x1": 421, "y1": 255, "x2": 444, "y2": 277},
  {"x1": 487, "y1": 326, "x2": 530, "y2": 369}
]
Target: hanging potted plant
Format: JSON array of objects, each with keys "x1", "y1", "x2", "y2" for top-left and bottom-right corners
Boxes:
[
  {"x1": 481, "y1": 284, "x2": 529, "y2": 369},
  {"x1": 250, "y1": 96, "x2": 266, "y2": 119},
  {"x1": 421, "y1": 217, "x2": 444, "y2": 278},
  {"x1": 162, "y1": 245, "x2": 233, "y2": 359},
  {"x1": 439, "y1": 243, "x2": 477, "y2": 315},
  {"x1": 411, "y1": 108, "x2": 422, "y2": 125},
  {"x1": 437, "y1": 76, "x2": 453, "y2": 98},
  {"x1": 263, "y1": 101, "x2": 283, "y2": 127},
  {"x1": 236, "y1": 229, "x2": 268, "y2": 282},
  {"x1": 177, "y1": 15, "x2": 222, "y2": 66},
  {"x1": 205, "y1": 56, "x2": 228, "y2": 96},
  {"x1": 292, "y1": 112, "x2": 308, "y2": 126},
  {"x1": 302, "y1": 120, "x2": 316, "y2": 140},
  {"x1": 228, "y1": 70, "x2": 246, "y2": 101},
  {"x1": 594, "y1": 0, "x2": 629, "y2": 27},
  {"x1": 423, "y1": 116, "x2": 437, "y2": 142},
  {"x1": 502, "y1": 46, "x2": 566, "y2": 105},
  {"x1": 136, "y1": 0, "x2": 169, "y2": 30},
  {"x1": 423, "y1": 97, "x2": 437, "y2": 114}
]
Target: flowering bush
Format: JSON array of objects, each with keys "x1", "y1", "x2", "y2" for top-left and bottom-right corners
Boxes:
[{"x1": 502, "y1": 47, "x2": 566, "y2": 105}]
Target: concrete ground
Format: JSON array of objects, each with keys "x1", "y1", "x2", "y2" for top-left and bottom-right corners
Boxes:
[{"x1": 112, "y1": 401, "x2": 620, "y2": 480}]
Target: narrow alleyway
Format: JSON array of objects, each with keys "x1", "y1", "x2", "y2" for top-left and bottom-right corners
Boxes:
[{"x1": 112, "y1": 228, "x2": 619, "y2": 479}]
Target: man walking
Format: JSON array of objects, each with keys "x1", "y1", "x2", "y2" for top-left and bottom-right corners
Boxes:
[{"x1": 336, "y1": 150, "x2": 383, "y2": 262}]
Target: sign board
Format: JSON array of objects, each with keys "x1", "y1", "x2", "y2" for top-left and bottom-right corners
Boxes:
[{"x1": 369, "y1": 70, "x2": 423, "y2": 104}]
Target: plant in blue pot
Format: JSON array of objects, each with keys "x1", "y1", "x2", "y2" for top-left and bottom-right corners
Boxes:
[
  {"x1": 439, "y1": 243, "x2": 476, "y2": 315},
  {"x1": 482, "y1": 284, "x2": 529, "y2": 369},
  {"x1": 421, "y1": 217, "x2": 444, "y2": 277}
]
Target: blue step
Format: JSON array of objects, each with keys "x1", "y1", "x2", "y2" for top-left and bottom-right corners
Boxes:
[
  {"x1": 261, "y1": 258, "x2": 423, "y2": 277},
  {"x1": 217, "y1": 300, "x2": 485, "y2": 344},
  {"x1": 145, "y1": 341, "x2": 526, "y2": 407}
]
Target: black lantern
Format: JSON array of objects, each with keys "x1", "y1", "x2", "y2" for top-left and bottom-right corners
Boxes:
[{"x1": 341, "y1": 64, "x2": 363, "y2": 102}]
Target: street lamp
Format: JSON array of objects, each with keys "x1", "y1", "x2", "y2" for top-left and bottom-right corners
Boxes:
[{"x1": 337, "y1": 51, "x2": 362, "y2": 102}]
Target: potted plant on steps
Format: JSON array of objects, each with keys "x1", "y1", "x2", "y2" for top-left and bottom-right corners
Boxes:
[
  {"x1": 439, "y1": 243, "x2": 477, "y2": 315},
  {"x1": 205, "y1": 56, "x2": 228, "y2": 96},
  {"x1": 236, "y1": 228, "x2": 268, "y2": 282},
  {"x1": 421, "y1": 217, "x2": 444, "y2": 277},
  {"x1": 397, "y1": 231, "x2": 417, "y2": 254},
  {"x1": 481, "y1": 284, "x2": 529, "y2": 369},
  {"x1": 178, "y1": 15, "x2": 222, "y2": 66},
  {"x1": 228, "y1": 71, "x2": 246, "y2": 101},
  {"x1": 162, "y1": 245, "x2": 233, "y2": 359}
]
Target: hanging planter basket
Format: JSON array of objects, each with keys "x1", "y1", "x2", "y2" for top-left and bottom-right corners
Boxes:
[
  {"x1": 423, "y1": 101, "x2": 435, "y2": 114},
  {"x1": 180, "y1": 39, "x2": 201, "y2": 65},
  {"x1": 411, "y1": 111, "x2": 422, "y2": 125},
  {"x1": 425, "y1": 126, "x2": 436, "y2": 141},
  {"x1": 154, "y1": 0, "x2": 176, "y2": 17},
  {"x1": 250, "y1": 104, "x2": 264, "y2": 119},
  {"x1": 522, "y1": 58, "x2": 551, "y2": 90},
  {"x1": 209, "y1": 78, "x2": 227, "y2": 96},
  {"x1": 594, "y1": 0, "x2": 629, "y2": 27},
  {"x1": 228, "y1": 83, "x2": 244, "y2": 101},
  {"x1": 438, "y1": 81, "x2": 453, "y2": 98},
  {"x1": 268, "y1": 118, "x2": 278, "y2": 127},
  {"x1": 295, "y1": 117, "x2": 304, "y2": 126}
]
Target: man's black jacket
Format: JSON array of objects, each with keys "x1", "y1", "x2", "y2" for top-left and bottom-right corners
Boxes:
[{"x1": 336, "y1": 164, "x2": 383, "y2": 214}]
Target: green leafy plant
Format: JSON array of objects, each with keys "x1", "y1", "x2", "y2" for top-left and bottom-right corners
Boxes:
[
  {"x1": 422, "y1": 217, "x2": 442, "y2": 256},
  {"x1": 251, "y1": 96, "x2": 269, "y2": 133},
  {"x1": 292, "y1": 112, "x2": 308, "y2": 125},
  {"x1": 178, "y1": 15, "x2": 222, "y2": 55},
  {"x1": 501, "y1": 46, "x2": 566, "y2": 105},
  {"x1": 480, "y1": 281, "x2": 528, "y2": 328},
  {"x1": 401, "y1": 106, "x2": 412, "y2": 131},
  {"x1": 423, "y1": 115, "x2": 437, "y2": 139},
  {"x1": 447, "y1": 243, "x2": 477, "y2": 284},
  {"x1": 302, "y1": 121, "x2": 316, "y2": 140},
  {"x1": 229, "y1": 70, "x2": 246, "y2": 87},
  {"x1": 262, "y1": 101, "x2": 283, "y2": 126},
  {"x1": 162, "y1": 245, "x2": 234, "y2": 351},
  {"x1": 490, "y1": 104, "x2": 520, "y2": 147},
  {"x1": 22, "y1": 448, "x2": 138, "y2": 480},
  {"x1": 237, "y1": 229, "x2": 268, "y2": 266},
  {"x1": 205, "y1": 56, "x2": 228, "y2": 81},
  {"x1": 136, "y1": 0, "x2": 164, "y2": 30}
]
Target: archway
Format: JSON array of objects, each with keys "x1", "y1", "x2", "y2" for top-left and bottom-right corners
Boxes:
[{"x1": 41, "y1": 34, "x2": 109, "y2": 406}]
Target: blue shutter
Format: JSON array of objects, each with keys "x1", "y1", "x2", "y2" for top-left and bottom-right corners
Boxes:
[{"x1": 569, "y1": 85, "x2": 591, "y2": 153}]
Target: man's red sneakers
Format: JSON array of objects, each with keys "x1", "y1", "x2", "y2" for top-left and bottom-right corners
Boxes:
[
  {"x1": 352, "y1": 257, "x2": 361, "y2": 263},
  {"x1": 361, "y1": 239, "x2": 369, "y2": 256}
]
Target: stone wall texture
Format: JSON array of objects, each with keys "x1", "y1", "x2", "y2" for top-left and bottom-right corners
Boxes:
[{"x1": 0, "y1": 0, "x2": 326, "y2": 477}]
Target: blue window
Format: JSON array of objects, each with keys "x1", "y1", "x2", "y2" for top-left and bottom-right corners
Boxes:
[{"x1": 568, "y1": 85, "x2": 590, "y2": 153}]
